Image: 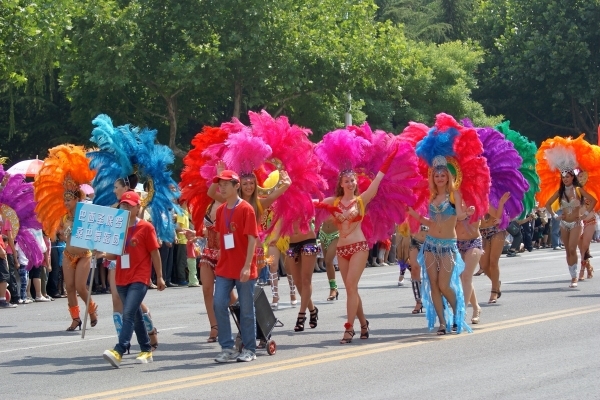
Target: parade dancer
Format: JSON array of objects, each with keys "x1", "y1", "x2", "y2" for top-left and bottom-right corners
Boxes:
[
  {"x1": 315, "y1": 123, "x2": 419, "y2": 343},
  {"x1": 536, "y1": 135, "x2": 600, "y2": 288},
  {"x1": 466, "y1": 121, "x2": 529, "y2": 305},
  {"x1": 404, "y1": 113, "x2": 490, "y2": 334},
  {"x1": 33, "y1": 145, "x2": 97, "y2": 331}
]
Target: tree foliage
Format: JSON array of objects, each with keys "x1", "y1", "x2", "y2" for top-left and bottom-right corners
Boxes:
[
  {"x1": 1, "y1": 0, "x2": 504, "y2": 163},
  {"x1": 473, "y1": 0, "x2": 600, "y2": 142}
]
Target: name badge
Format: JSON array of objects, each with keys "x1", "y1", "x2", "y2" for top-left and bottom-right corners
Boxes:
[
  {"x1": 121, "y1": 254, "x2": 130, "y2": 269},
  {"x1": 224, "y1": 233, "x2": 235, "y2": 250}
]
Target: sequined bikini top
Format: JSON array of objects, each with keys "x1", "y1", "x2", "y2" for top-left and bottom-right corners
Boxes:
[
  {"x1": 333, "y1": 196, "x2": 364, "y2": 224},
  {"x1": 560, "y1": 199, "x2": 580, "y2": 214},
  {"x1": 560, "y1": 187, "x2": 581, "y2": 215},
  {"x1": 428, "y1": 196, "x2": 456, "y2": 218}
]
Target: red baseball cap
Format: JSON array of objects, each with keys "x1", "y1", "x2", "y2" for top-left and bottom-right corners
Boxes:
[
  {"x1": 120, "y1": 191, "x2": 140, "y2": 206},
  {"x1": 213, "y1": 170, "x2": 240, "y2": 183}
]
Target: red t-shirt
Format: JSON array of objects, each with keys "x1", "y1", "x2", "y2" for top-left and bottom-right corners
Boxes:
[
  {"x1": 116, "y1": 219, "x2": 160, "y2": 286},
  {"x1": 214, "y1": 199, "x2": 259, "y2": 280}
]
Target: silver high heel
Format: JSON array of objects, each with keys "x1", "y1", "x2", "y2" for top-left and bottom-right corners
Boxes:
[{"x1": 288, "y1": 275, "x2": 297, "y2": 306}]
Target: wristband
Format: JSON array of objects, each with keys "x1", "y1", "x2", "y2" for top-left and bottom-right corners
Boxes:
[{"x1": 552, "y1": 213, "x2": 558, "y2": 219}]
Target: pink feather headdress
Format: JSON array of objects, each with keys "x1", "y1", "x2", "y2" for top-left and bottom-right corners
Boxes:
[
  {"x1": 250, "y1": 110, "x2": 326, "y2": 236},
  {"x1": 315, "y1": 122, "x2": 421, "y2": 245}
]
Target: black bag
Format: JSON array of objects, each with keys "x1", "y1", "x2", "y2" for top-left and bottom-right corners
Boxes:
[{"x1": 507, "y1": 221, "x2": 521, "y2": 237}]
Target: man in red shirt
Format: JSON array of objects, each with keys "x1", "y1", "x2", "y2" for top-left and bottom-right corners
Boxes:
[
  {"x1": 102, "y1": 191, "x2": 165, "y2": 368},
  {"x1": 212, "y1": 170, "x2": 259, "y2": 363}
]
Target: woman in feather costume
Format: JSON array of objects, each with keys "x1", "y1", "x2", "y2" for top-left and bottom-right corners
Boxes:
[
  {"x1": 205, "y1": 112, "x2": 319, "y2": 329},
  {"x1": 88, "y1": 114, "x2": 180, "y2": 349},
  {"x1": 181, "y1": 125, "x2": 232, "y2": 343},
  {"x1": 0, "y1": 165, "x2": 44, "y2": 305},
  {"x1": 33, "y1": 145, "x2": 97, "y2": 331},
  {"x1": 315, "y1": 122, "x2": 418, "y2": 343},
  {"x1": 536, "y1": 135, "x2": 599, "y2": 288},
  {"x1": 464, "y1": 120, "x2": 529, "y2": 307},
  {"x1": 406, "y1": 113, "x2": 490, "y2": 334}
]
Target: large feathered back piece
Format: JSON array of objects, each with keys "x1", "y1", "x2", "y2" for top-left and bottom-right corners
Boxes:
[
  {"x1": 496, "y1": 121, "x2": 540, "y2": 218},
  {"x1": 250, "y1": 110, "x2": 326, "y2": 236},
  {"x1": 180, "y1": 126, "x2": 229, "y2": 234},
  {"x1": 463, "y1": 119, "x2": 528, "y2": 229},
  {"x1": 536, "y1": 134, "x2": 600, "y2": 211},
  {"x1": 316, "y1": 122, "x2": 420, "y2": 244},
  {"x1": 0, "y1": 166, "x2": 43, "y2": 268},
  {"x1": 87, "y1": 115, "x2": 180, "y2": 242},
  {"x1": 34, "y1": 145, "x2": 96, "y2": 239},
  {"x1": 415, "y1": 113, "x2": 490, "y2": 222}
]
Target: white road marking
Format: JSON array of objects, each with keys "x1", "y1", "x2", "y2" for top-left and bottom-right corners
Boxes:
[{"x1": 0, "y1": 326, "x2": 187, "y2": 354}]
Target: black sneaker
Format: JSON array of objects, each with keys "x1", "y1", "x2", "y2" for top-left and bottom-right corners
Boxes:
[
  {"x1": 0, "y1": 300, "x2": 17, "y2": 309},
  {"x1": 165, "y1": 282, "x2": 179, "y2": 288}
]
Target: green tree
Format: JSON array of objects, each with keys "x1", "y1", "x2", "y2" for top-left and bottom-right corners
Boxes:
[
  {"x1": 473, "y1": 0, "x2": 600, "y2": 142},
  {"x1": 375, "y1": 0, "x2": 451, "y2": 42}
]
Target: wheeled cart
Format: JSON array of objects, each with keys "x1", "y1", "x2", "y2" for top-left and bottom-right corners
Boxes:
[{"x1": 229, "y1": 286, "x2": 283, "y2": 355}]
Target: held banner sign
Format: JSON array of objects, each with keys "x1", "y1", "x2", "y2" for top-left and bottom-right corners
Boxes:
[{"x1": 70, "y1": 203, "x2": 130, "y2": 255}]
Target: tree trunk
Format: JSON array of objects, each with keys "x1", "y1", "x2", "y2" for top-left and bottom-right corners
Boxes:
[
  {"x1": 233, "y1": 80, "x2": 242, "y2": 119},
  {"x1": 164, "y1": 94, "x2": 186, "y2": 159}
]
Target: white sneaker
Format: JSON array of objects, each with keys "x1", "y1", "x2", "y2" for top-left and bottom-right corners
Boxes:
[
  {"x1": 214, "y1": 348, "x2": 240, "y2": 363},
  {"x1": 35, "y1": 296, "x2": 51, "y2": 302},
  {"x1": 23, "y1": 298, "x2": 33, "y2": 304},
  {"x1": 236, "y1": 349, "x2": 257, "y2": 362}
]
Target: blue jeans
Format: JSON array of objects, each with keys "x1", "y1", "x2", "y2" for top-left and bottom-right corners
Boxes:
[
  {"x1": 214, "y1": 276, "x2": 256, "y2": 353},
  {"x1": 551, "y1": 212, "x2": 562, "y2": 248},
  {"x1": 18, "y1": 266, "x2": 28, "y2": 300},
  {"x1": 115, "y1": 283, "x2": 150, "y2": 355}
]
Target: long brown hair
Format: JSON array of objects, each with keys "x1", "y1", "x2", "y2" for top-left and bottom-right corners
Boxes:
[
  {"x1": 335, "y1": 172, "x2": 360, "y2": 198},
  {"x1": 240, "y1": 174, "x2": 260, "y2": 222}
]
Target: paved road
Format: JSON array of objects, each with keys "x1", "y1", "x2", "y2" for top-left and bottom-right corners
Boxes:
[{"x1": 1, "y1": 245, "x2": 599, "y2": 400}]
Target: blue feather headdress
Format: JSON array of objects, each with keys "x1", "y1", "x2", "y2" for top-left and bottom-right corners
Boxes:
[
  {"x1": 87, "y1": 114, "x2": 181, "y2": 242},
  {"x1": 415, "y1": 126, "x2": 459, "y2": 167}
]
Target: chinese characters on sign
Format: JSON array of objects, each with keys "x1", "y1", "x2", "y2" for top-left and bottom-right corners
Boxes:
[{"x1": 70, "y1": 203, "x2": 130, "y2": 255}]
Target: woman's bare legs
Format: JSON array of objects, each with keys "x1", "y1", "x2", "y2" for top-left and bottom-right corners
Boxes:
[
  {"x1": 267, "y1": 245, "x2": 281, "y2": 307},
  {"x1": 460, "y1": 248, "x2": 482, "y2": 322},
  {"x1": 578, "y1": 223, "x2": 595, "y2": 280},
  {"x1": 562, "y1": 225, "x2": 582, "y2": 286},
  {"x1": 324, "y1": 238, "x2": 339, "y2": 300},
  {"x1": 338, "y1": 250, "x2": 368, "y2": 341},
  {"x1": 409, "y1": 247, "x2": 422, "y2": 312},
  {"x1": 486, "y1": 233, "x2": 505, "y2": 303},
  {"x1": 200, "y1": 263, "x2": 218, "y2": 340},
  {"x1": 288, "y1": 254, "x2": 316, "y2": 315}
]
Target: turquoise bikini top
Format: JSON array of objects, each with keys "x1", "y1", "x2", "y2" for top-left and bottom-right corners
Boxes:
[{"x1": 428, "y1": 196, "x2": 456, "y2": 218}]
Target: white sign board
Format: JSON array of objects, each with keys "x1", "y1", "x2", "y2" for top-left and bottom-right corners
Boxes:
[{"x1": 69, "y1": 203, "x2": 130, "y2": 255}]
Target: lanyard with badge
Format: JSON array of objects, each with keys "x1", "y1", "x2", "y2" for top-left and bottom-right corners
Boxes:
[
  {"x1": 223, "y1": 200, "x2": 239, "y2": 250},
  {"x1": 121, "y1": 218, "x2": 139, "y2": 269}
]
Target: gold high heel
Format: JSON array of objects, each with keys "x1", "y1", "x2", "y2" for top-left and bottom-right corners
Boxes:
[
  {"x1": 471, "y1": 308, "x2": 481, "y2": 324},
  {"x1": 579, "y1": 261, "x2": 586, "y2": 281}
]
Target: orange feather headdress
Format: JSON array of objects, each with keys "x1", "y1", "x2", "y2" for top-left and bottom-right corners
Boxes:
[
  {"x1": 33, "y1": 145, "x2": 96, "y2": 238},
  {"x1": 535, "y1": 134, "x2": 600, "y2": 211}
]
